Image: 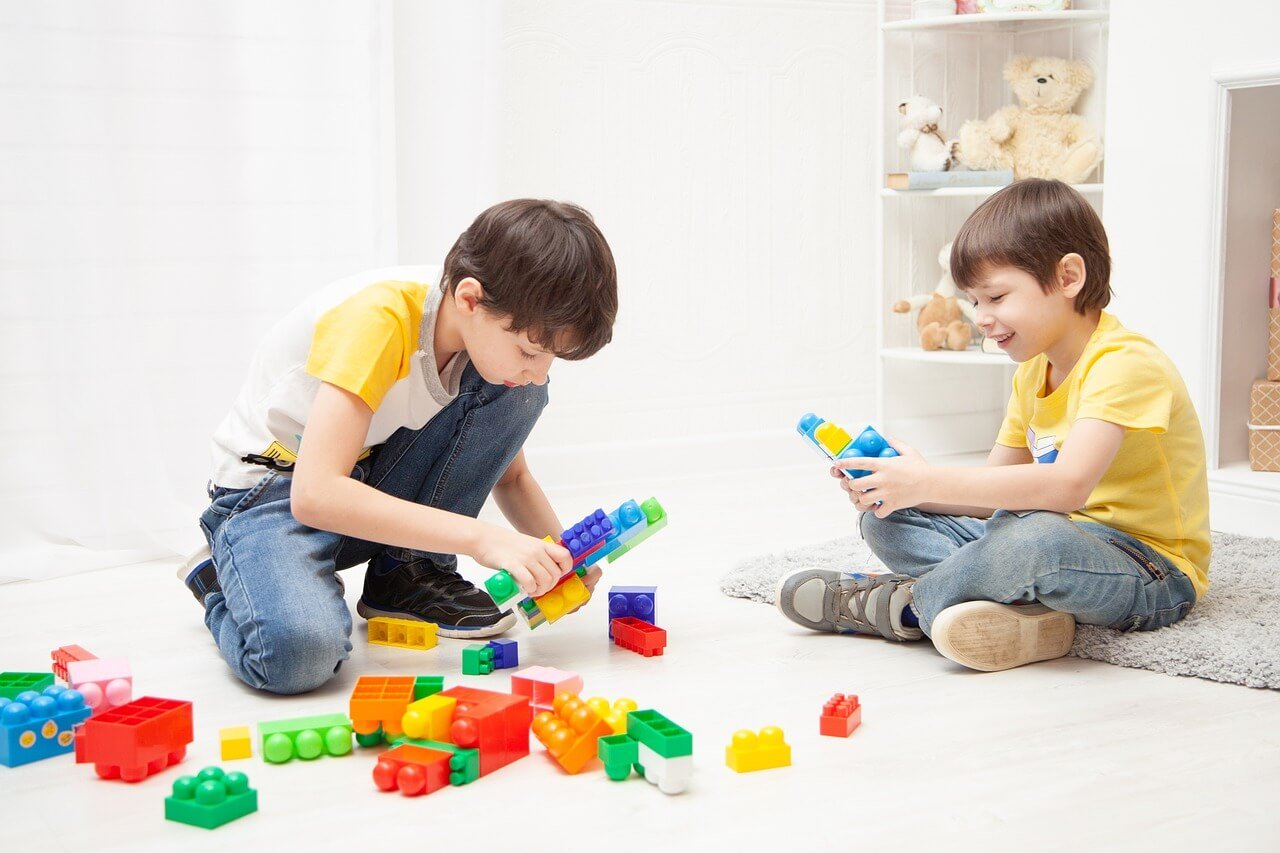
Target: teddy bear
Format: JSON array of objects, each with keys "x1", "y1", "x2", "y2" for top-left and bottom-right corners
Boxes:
[
  {"x1": 892, "y1": 241, "x2": 977, "y2": 351},
  {"x1": 954, "y1": 55, "x2": 1102, "y2": 183},
  {"x1": 896, "y1": 95, "x2": 956, "y2": 172}
]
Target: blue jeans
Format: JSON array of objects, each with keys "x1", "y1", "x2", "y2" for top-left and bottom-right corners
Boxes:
[
  {"x1": 859, "y1": 509, "x2": 1197, "y2": 636},
  {"x1": 197, "y1": 363, "x2": 548, "y2": 695}
]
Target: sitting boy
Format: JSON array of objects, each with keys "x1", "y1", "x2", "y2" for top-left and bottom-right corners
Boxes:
[
  {"x1": 183, "y1": 199, "x2": 617, "y2": 693},
  {"x1": 777, "y1": 179, "x2": 1209, "y2": 672}
]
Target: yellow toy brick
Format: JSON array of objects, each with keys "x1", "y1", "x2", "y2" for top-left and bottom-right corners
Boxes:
[
  {"x1": 368, "y1": 616, "x2": 438, "y2": 651},
  {"x1": 533, "y1": 575, "x2": 591, "y2": 623},
  {"x1": 725, "y1": 726, "x2": 791, "y2": 773},
  {"x1": 220, "y1": 726, "x2": 252, "y2": 761},
  {"x1": 585, "y1": 696, "x2": 638, "y2": 735},
  {"x1": 401, "y1": 693, "x2": 457, "y2": 742}
]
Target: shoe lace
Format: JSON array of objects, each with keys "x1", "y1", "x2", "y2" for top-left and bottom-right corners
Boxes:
[
  {"x1": 398, "y1": 559, "x2": 481, "y2": 601},
  {"x1": 827, "y1": 574, "x2": 914, "y2": 642}
]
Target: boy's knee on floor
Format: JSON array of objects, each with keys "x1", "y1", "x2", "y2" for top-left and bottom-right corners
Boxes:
[{"x1": 251, "y1": 623, "x2": 348, "y2": 695}]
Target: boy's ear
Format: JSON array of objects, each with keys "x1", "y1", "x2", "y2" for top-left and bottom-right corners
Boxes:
[
  {"x1": 1057, "y1": 253, "x2": 1087, "y2": 299},
  {"x1": 452, "y1": 277, "x2": 485, "y2": 314}
]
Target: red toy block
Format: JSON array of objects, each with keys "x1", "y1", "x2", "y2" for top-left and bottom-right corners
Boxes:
[
  {"x1": 51, "y1": 644, "x2": 96, "y2": 682},
  {"x1": 438, "y1": 686, "x2": 531, "y2": 776},
  {"x1": 350, "y1": 675, "x2": 416, "y2": 739},
  {"x1": 373, "y1": 743, "x2": 453, "y2": 796},
  {"x1": 610, "y1": 617, "x2": 667, "y2": 657},
  {"x1": 820, "y1": 693, "x2": 861, "y2": 738},
  {"x1": 74, "y1": 696, "x2": 193, "y2": 782}
]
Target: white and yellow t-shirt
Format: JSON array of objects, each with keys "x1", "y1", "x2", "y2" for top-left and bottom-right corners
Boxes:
[
  {"x1": 209, "y1": 266, "x2": 469, "y2": 489},
  {"x1": 996, "y1": 312, "x2": 1211, "y2": 597}
]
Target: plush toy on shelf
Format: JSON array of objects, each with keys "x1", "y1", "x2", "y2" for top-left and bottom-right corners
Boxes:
[
  {"x1": 954, "y1": 55, "x2": 1102, "y2": 183},
  {"x1": 896, "y1": 95, "x2": 957, "y2": 172},
  {"x1": 893, "y1": 241, "x2": 977, "y2": 352}
]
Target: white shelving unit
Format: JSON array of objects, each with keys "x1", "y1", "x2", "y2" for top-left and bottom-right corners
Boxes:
[{"x1": 874, "y1": 1, "x2": 1109, "y2": 457}]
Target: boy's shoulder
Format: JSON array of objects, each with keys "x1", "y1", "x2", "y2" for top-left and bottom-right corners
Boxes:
[{"x1": 1085, "y1": 313, "x2": 1182, "y2": 379}]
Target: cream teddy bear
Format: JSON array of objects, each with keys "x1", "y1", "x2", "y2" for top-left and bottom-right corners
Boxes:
[
  {"x1": 892, "y1": 241, "x2": 977, "y2": 351},
  {"x1": 955, "y1": 55, "x2": 1102, "y2": 183},
  {"x1": 896, "y1": 95, "x2": 956, "y2": 172}
]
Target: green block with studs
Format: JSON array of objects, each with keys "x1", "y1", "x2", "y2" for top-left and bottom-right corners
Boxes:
[
  {"x1": 388, "y1": 736, "x2": 480, "y2": 785},
  {"x1": 0, "y1": 672, "x2": 54, "y2": 700},
  {"x1": 461, "y1": 644, "x2": 494, "y2": 676},
  {"x1": 164, "y1": 766, "x2": 258, "y2": 829},
  {"x1": 597, "y1": 733, "x2": 639, "y2": 781},
  {"x1": 626, "y1": 709, "x2": 692, "y2": 759}
]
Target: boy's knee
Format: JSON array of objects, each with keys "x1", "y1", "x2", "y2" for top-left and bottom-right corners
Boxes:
[{"x1": 248, "y1": 621, "x2": 349, "y2": 696}]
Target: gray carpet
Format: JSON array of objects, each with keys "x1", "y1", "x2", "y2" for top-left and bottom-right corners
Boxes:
[{"x1": 720, "y1": 531, "x2": 1280, "y2": 690}]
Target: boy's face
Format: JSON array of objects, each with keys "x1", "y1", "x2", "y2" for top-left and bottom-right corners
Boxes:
[
  {"x1": 964, "y1": 263, "x2": 1077, "y2": 363},
  {"x1": 452, "y1": 278, "x2": 556, "y2": 387}
]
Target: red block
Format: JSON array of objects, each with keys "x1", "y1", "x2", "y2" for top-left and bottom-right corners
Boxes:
[
  {"x1": 51, "y1": 644, "x2": 97, "y2": 682},
  {"x1": 373, "y1": 744, "x2": 453, "y2": 796},
  {"x1": 819, "y1": 693, "x2": 861, "y2": 738},
  {"x1": 610, "y1": 617, "x2": 667, "y2": 657},
  {"x1": 75, "y1": 696, "x2": 193, "y2": 782},
  {"x1": 438, "y1": 686, "x2": 531, "y2": 776}
]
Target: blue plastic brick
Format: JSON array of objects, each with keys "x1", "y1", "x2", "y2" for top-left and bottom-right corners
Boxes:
[
  {"x1": 484, "y1": 639, "x2": 519, "y2": 670},
  {"x1": 607, "y1": 586, "x2": 657, "y2": 638},
  {"x1": 561, "y1": 509, "x2": 614, "y2": 561},
  {"x1": 0, "y1": 685, "x2": 91, "y2": 767},
  {"x1": 796, "y1": 413, "x2": 898, "y2": 480}
]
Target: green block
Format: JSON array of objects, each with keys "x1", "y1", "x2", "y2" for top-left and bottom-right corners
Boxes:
[
  {"x1": 164, "y1": 766, "x2": 258, "y2": 829},
  {"x1": 626, "y1": 709, "x2": 692, "y2": 759},
  {"x1": 413, "y1": 675, "x2": 444, "y2": 701},
  {"x1": 461, "y1": 645, "x2": 494, "y2": 675},
  {"x1": 356, "y1": 728, "x2": 385, "y2": 748},
  {"x1": 258, "y1": 713, "x2": 353, "y2": 764},
  {"x1": 0, "y1": 672, "x2": 54, "y2": 700},
  {"x1": 389, "y1": 736, "x2": 480, "y2": 785},
  {"x1": 485, "y1": 570, "x2": 519, "y2": 605},
  {"x1": 597, "y1": 733, "x2": 639, "y2": 781}
]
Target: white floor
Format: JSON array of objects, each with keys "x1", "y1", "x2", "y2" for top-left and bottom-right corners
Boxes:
[{"x1": 3, "y1": 465, "x2": 1279, "y2": 851}]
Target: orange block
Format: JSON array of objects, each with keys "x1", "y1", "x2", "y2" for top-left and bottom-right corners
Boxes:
[
  {"x1": 350, "y1": 676, "x2": 416, "y2": 737},
  {"x1": 531, "y1": 692, "x2": 614, "y2": 775}
]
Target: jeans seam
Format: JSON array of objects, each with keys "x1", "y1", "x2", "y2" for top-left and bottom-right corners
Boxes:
[
  {"x1": 430, "y1": 405, "x2": 477, "y2": 507},
  {"x1": 365, "y1": 390, "x2": 480, "y2": 492},
  {"x1": 215, "y1": 523, "x2": 269, "y2": 690}
]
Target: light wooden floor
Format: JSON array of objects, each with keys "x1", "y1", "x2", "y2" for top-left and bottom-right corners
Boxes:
[{"x1": 3, "y1": 466, "x2": 1279, "y2": 851}]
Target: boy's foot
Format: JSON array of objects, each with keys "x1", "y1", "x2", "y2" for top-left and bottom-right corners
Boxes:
[
  {"x1": 178, "y1": 545, "x2": 220, "y2": 605},
  {"x1": 774, "y1": 567, "x2": 923, "y2": 641},
  {"x1": 357, "y1": 553, "x2": 516, "y2": 639},
  {"x1": 930, "y1": 601, "x2": 1076, "y2": 672}
]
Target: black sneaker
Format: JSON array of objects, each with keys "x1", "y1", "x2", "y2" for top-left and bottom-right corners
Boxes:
[
  {"x1": 178, "y1": 546, "x2": 221, "y2": 605},
  {"x1": 356, "y1": 552, "x2": 516, "y2": 639}
]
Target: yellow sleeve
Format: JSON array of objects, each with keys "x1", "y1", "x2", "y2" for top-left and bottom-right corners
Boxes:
[
  {"x1": 1075, "y1": 347, "x2": 1172, "y2": 433},
  {"x1": 305, "y1": 280, "x2": 427, "y2": 411},
  {"x1": 996, "y1": 365, "x2": 1028, "y2": 447}
]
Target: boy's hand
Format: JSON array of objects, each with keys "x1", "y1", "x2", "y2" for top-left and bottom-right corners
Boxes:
[
  {"x1": 472, "y1": 527, "x2": 572, "y2": 598},
  {"x1": 833, "y1": 438, "x2": 932, "y2": 518}
]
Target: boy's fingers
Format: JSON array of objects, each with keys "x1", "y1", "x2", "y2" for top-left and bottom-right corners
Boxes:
[{"x1": 834, "y1": 457, "x2": 880, "y2": 471}]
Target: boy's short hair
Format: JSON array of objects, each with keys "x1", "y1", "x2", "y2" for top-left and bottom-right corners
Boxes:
[
  {"x1": 950, "y1": 178, "x2": 1111, "y2": 315},
  {"x1": 442, "y1": 199, "x2": 618, "y2": 360}
]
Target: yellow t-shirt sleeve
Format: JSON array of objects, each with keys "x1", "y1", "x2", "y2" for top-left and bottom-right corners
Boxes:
[
  {"x1": 305, "y1": 280, "x2": 427, "y2": 411},
  {"x1": 1075, "y1": 348, "x2": 1172, "y2": 433},
  {"x1": 996, "y1": 365, "x2": 1028, "y2": 447}
]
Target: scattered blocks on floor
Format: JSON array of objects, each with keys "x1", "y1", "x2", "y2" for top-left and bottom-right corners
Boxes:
[
  {"x1": 820, "y1": 693, "x2": 862, "y2": 738},
  {"x1": 66, "y1": 657, "x2": 133, "y2": 716},
  {"x1": 437, "y1": 685, "x2": 532, "y2": 776},
  {"x1": 626, "y1": 709, "x2": 693, "y2": 794},
  {"x1": 597, "y1": 733, "x2": 639, "y2": 781},
  {"x1": 219, "y1": 726, "x2": 252, "y2": 761},
  {"x1": 400, "y1": 694, "x2": 457, "y2": 743},
  {"x1": 611, "y1": 617, "x2": 667, "y2": 657},
  {"x1": 258, "y1": 713, "x2": 353, "y2": 764},
  {"x1": 0, "y1": 672, "x2": 54, "y2": 701},
  {"x1": 461, "y1": 644, "x2": 494, "y2": 676},
  {"x1": 510, "y1": 666, "x2": 583, "y2": 712},
  {"x1": 368, "y1": 617, "x2": 438, "y2": 651},
  {"x1": 484, "y1": 638, "x2": 518, "y2": 670},
  {"x1": 50, "y1": 644, "x2": 97, "y2": 682},
  {"x1": 76, "y1": 696, "x2": 194, "y2": 782},
  {"x1": 413, "y1": 675, "x2": 444, "y2": 700},
  {"x1": 585, "y1": 696, "x2": 637, "y2": 735},
  {"x1": 1, "y1": 685, "x2": 90, "y2": 767},
  {"x1": 531, "y1": 692, "x2": 614, "y2": 775},
  {"x1": 725, "y1": 727, "x2": 791, "y2": 773},
  {"x1": 165, "y1": 766, "x2": 258, "y2": 829},
  {"x1": 607, "y1": 586, "x2": 656, "y2": 637},
  {"x1": 373, "y1": 743, "x2": 454, "y2": 797},
  {"x1": 349, "y1": 675, "x2": 416, "y2": 742}
]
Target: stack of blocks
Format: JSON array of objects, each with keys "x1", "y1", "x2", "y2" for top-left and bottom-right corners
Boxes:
[
  {"x1": 593, "y1": 709, "x2": 692, "y2": 794},
  {"x1": 796, "y1": 413, "x2": 897, "y2": 480},
  {"x1": 461, "y1": 639, "x2": 519, "y2": 676}
]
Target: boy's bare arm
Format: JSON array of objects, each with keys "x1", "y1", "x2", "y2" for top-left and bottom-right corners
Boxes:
[
  {"x1": 289, "y1": 382, "x2": 569, "y2": 596},
  {"x1": 911, "y1": 443, "x2": 1032, "y2": 517}
]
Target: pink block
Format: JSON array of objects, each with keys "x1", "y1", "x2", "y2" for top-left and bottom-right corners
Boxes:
[
  {"x1": 66, "y1": 658, "x2": 133, "y2": 715},
  {"x1": 508, "y1": 666, "x2": 583, "y2": 710}
]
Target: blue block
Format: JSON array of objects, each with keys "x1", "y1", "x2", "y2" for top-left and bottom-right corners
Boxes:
[
  {"x1": 608, "y1": 586, "x2": 657, "y2": 638},
  {"x1": 796, "y1": 413, "x2": 897, "y2": 480},
  {"x1": 484, "y1": 638, "x2": 519, "y2": 670},
  {"x1": 561, "y1": 509, "x2": 614, "y2": 561},
  {"x1": 0, "y1": 685, "x2": 90, "y2": 767}
]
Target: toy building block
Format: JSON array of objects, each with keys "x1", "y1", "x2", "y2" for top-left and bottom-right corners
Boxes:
[
  {"x1": 611, "y1": 617, "x2": 667, "y2": 657},
  {"x1": 75, "y1": 696, "x2": 193, "y2": 782},
  {"x1": 66, "y1": 657, "x2": 133, "y2": 716},
  {"x1": 605, "y1": 498, "x2": 668, "y2": 562},
  {"x1": 635, "y1": 742, "x2": 693, "y2": 794},
  {"x1": 461, "y1": 644, "x2": 495, "y2": 676},
  {"x1": 627, "y1": 709, "x2": 692, "y2": 760},
  {"x1": 484, "y1": 570, "x2": 521, "y2": 606},
  {"x1": 413, "y1": 675, "x2": 444, "y2": 700},
  {"x1": 797, "y1": 413, "x2": 897, "y2": 480},
  {"x1": 165, "y1": 766, "x2": 257, "y2": 829},
  {"x1": 0, "y1": 671, "x2": 55, "y2": 700},
  {"x1": 607, "y1": 586, "x2": 656, "y2": 637},
  {"x1": 388, "y1": 735, "x2": 480, "y2": 786},
  {"x1": 531, "y1": 692, "x2": 614, "y2": 775},
  {"x1": 349, "y1": 675, "x2": 416, "y2": 740},
  {"x1": 0, "y1": 685, "x2": 90, "y2": 767},
  {"x1": 258, "y1": 713, "x2": 353, "y2": 764},
  {"x1": 725, "y1": 727, "x2": 791, "y2": 773},
  {"x1": 585, "y1": 696, "x2": 637, "y2": 735},
  {"x1": 820, "y1": 693, "x2": 862, "y2": 738},
  {"x1": 373, "y1": 743, "x2": 454, "y2": 797},
  {"x1": 401, "y1": 693, "x2": 457, "y2": 742},
  {"x1": 527, "y1": 573, "x2": 591, "y2": 626},
  {"x1": 220, "y1": 726, "x2": 252, "y2": 761},
  {"x1": 51, "y1": 644, "x2": 97, "y2": 682},
  {"x1": 484, "y1": 638, "x2": 519, "y2": 670},
  {"x1": 510, "y1": 666, "x2": 583, "y2": 712},
  {"x1": 368, "y1": 616, "x2": 438, "y2": 651},
  {"x1": 438, "y1": 685, "x2": 532, "y2": 776},
  {"x1": 597, "y1": 733, "x2": 639, "y2": 780}
]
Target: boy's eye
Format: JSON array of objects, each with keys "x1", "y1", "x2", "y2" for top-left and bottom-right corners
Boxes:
[
  {"x1": 521, "y1": 350, "x2": 539, "y2": 360},
  {"x1": 989, "y1": 294, "x2": 1004, "y2": 303}
]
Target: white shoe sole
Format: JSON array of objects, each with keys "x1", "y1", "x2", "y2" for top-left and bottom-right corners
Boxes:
[
  {"x1": 355, "y1": 600, "x2": 516, "y2": 640},
  {"x1": 930, "y1": 602, "x2": 1076, "y2": 672}
]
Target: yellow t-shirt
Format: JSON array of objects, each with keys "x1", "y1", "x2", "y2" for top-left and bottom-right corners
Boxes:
[{"x1": 996, "y1": 312, "x2": 1211, "y2": 597}]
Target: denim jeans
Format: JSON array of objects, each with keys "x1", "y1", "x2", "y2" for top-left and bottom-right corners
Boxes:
[
  {"x1": 858, "y1": 509, "x2": 1197, "y2": 636},
  {"x1": 197, "y1": 363, "x2": 548, "y2": 695}
]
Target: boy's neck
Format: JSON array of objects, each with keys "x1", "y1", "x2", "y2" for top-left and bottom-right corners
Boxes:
[
  {"x1": 434, "y1": 287, "x2": 466, "y2": 374},
  {"x1": 1043, "y1": 308, "x2": 1103, "y2": 392}
]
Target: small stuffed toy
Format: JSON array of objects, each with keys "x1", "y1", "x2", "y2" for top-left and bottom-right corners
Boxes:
[
  {"x1": 954, "y1": 55, "x2": 1102, "y2": 183},
  {"x1": 893, "y1": 241, "x2": 976, "y2": 351},
  {"x1": 896, "y1": 95, "x2": 956, "y2": 172}
]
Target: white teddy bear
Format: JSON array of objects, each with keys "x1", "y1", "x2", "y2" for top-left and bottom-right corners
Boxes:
[{"x1": 896, "y1": 95, "x2": 956, "y2": 172}]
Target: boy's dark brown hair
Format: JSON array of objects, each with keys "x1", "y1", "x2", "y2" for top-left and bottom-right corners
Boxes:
[
  {"x1": 950, "y1": 178, "x2": 1112, "y2": 315},
  {"x1": 443, "y1": 198, "x2": 618, "y2": 360}
]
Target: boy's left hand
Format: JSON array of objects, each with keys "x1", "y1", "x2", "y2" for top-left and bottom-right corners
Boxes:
[{"x1": 833, "y1": 438, "x2": 932, "y2": 518}]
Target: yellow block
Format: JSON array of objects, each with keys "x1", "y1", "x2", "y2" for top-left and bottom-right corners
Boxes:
[
  {"x1": 534, "y1": 575, "x2": 592, "y2": 623},
  {"x1": 814, "y1": 422, "x2": 852, "y2": 456},
  {"x1": 220, "y1": 725, "x2": 252, "y2": 761},
  {"x1": 725, "y1": 727, "x2": 791, "y2": 773},
  {"x1": 585, "y1": 696, "x2": 638, "y2": 735},
  {"x1": 368, "y1": 616, "x2": 438, "y2": 651},
  {"x1": 401, "y1": 694, "x2": 457, "y2": 741}
]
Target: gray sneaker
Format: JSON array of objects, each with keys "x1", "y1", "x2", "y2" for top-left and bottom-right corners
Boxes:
[{"x1": 774, "y1": 567, "x2": 923, "y2": 642}]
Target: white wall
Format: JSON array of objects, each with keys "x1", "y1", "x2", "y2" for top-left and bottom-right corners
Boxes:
[{"x1": 395, "y1": 0, "x2": 882, "y2": 490}]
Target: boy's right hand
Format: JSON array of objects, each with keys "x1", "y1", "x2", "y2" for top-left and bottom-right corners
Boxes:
[{"x1": 472, "y1": 527, "x2": 572, "y2": 598}]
